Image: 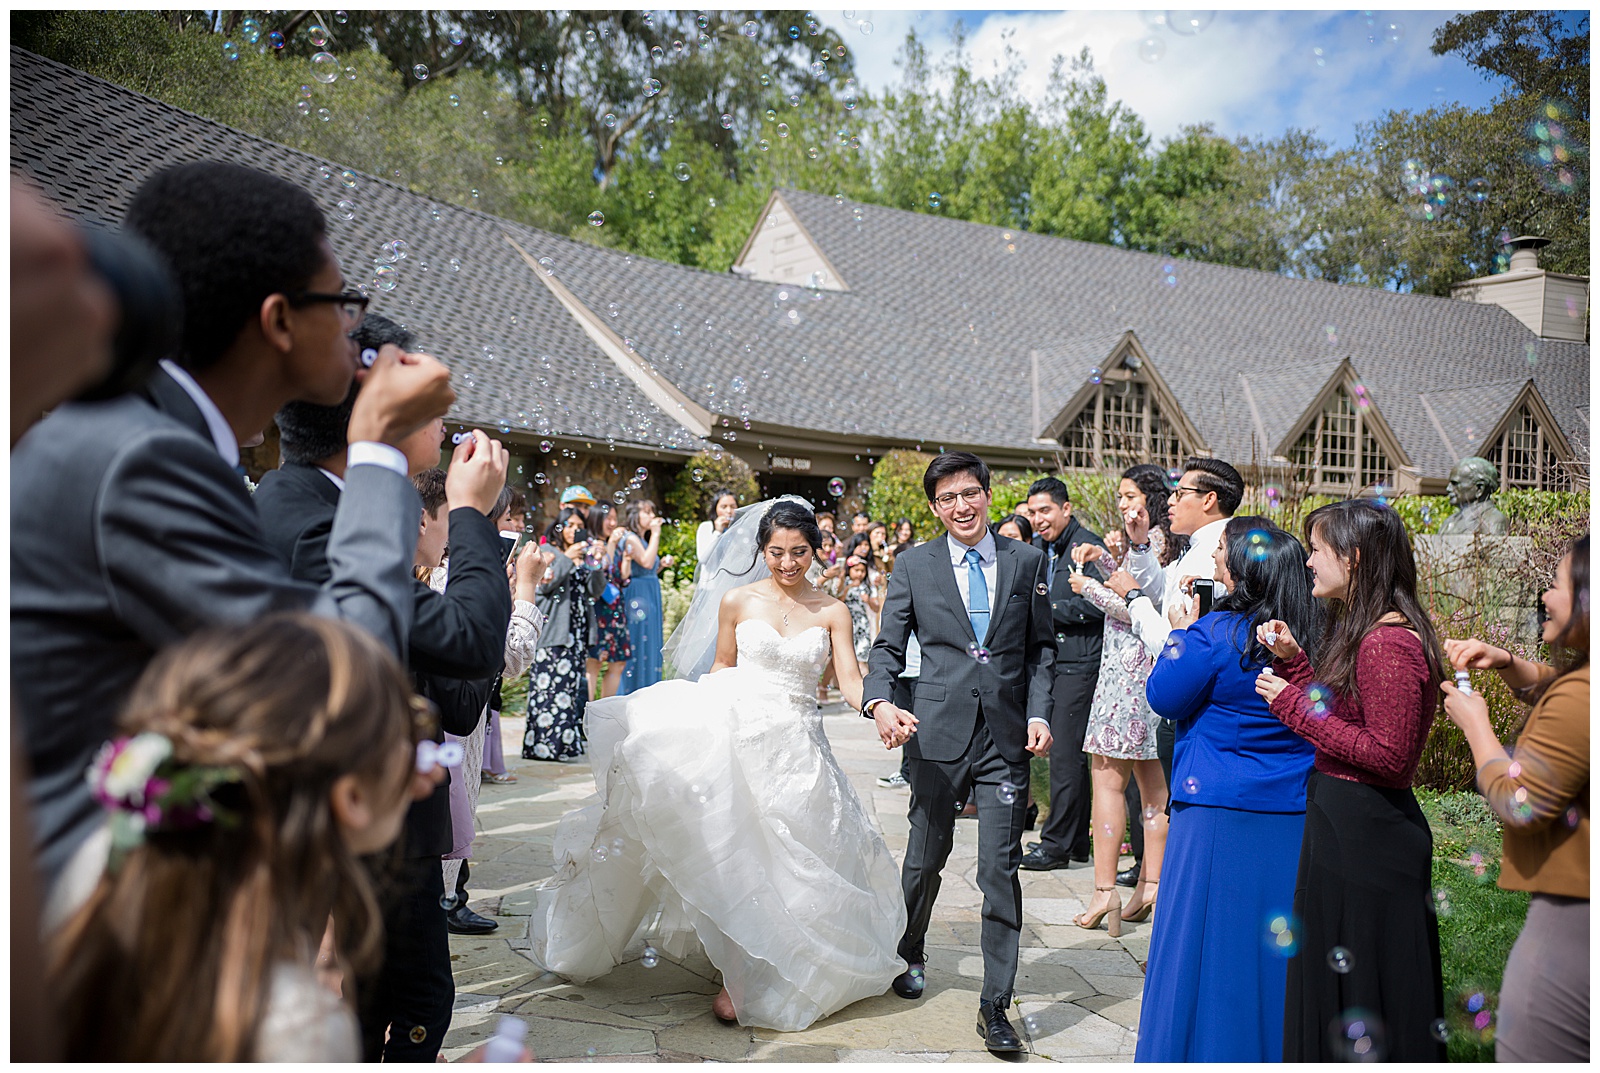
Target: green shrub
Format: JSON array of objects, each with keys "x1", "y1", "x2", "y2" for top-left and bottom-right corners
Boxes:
[
  {"x1": 864, "y1": 450, "x2": 939, "y2": 536},
  {"x1": 659, "y1": 450, "x2": 759, "y2": 582}
]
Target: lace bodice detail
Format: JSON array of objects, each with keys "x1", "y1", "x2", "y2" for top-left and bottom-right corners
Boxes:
[{"x1": 733, "y1": 620, "x2": 831, "y2": 698}]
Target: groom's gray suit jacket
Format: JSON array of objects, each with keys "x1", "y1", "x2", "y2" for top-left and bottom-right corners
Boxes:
[
  {"x1": 11, "y1": 367, "x2": 420, "y2": 884},
  {"x1": 863, "y1": 535, "x2": 1057, "y2": 763}
]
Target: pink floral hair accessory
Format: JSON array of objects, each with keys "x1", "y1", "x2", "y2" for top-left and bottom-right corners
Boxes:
[{"x1": 86, "y1": 732, "x2": 242, "y2": 860}]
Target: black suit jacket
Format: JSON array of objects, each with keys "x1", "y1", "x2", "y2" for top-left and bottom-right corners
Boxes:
[
  {"x1": 1035, "y1": 515, "x2": 1109, "y2": 667},
  {"x1": 254, "y1": 461, "x2": 512, "y2": 858},
  {"x1": 864, "y1": 535, "x2": 1057, "y2": 764},
  {"x1": 11, "y1": 369, "x2": 419, "y2": 883}
]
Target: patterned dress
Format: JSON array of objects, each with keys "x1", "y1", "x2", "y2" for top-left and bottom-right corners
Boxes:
[
  {"x1": 1078, "y1": 531, "x2": 1166, "y2": 761},
  {"x1": 525, "y1": 570, "x2": 591, "y2": 761},
  {"x1": 588, "y1": 544, "x2": 634, "y2": 664},
  {"x1": 843, "y1": 582, "x2": 873, "y2": 662}
]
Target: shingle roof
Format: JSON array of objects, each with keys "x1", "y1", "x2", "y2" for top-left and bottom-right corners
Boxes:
[
  {"x1": 9, "y1": 48, "x2": 707, "y2": 455},
  {"x1": 774, "y1": 187, "x2": 1590, "y2": 477}
]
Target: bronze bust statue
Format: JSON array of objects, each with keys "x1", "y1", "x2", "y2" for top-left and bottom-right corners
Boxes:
[{"x1": 1439, "y1": 457, "x2": 1509, "y2": 535}]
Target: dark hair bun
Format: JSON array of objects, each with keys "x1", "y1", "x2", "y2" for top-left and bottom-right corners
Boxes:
[{"x1": 758, "y1": 499, "x2": 823, "y2": 554}]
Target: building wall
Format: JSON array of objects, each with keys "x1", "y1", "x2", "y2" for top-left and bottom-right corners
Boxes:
[
  {"x1": 735, "y1": 196, "x2": 841, "y2": 289},
  {"x1": 1543, "y1": 277, "x2": 1590, "y2": 342}
]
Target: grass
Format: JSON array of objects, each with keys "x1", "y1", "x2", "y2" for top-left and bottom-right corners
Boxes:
[
  {"x1": 499, "y1": 670, "x2": 530, "y2": 716},
  {"x1": 1417, "y1": 788, "x2": 1531, "y2": 1062}
]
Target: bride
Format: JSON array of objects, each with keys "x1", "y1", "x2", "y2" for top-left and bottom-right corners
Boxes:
[{"x1": 523, "y1": 498, "x2": 907, "y2": 1030}]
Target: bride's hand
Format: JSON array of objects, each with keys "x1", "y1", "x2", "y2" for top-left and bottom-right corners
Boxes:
[{"x1": 872, "y1": 701, "x2": 918, "y2": 749}]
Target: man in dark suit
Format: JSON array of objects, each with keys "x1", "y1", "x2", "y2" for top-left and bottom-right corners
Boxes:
[
  {"x1": 1019, "y1": 477, "x2": 1108, "y2": 870},
  {"x1": 255, "y1": 312, "x2": 512, "y2": 1061},
  {"x1": 11, "y1": 161, "x2": 455, "y2": 893},
  {"x1": 863, "y1": 452, "x2": 1056, "y2": 1055}
]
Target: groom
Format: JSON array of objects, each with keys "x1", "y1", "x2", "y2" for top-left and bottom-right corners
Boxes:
[{"x1": 862, "y1": 452, "x2": 1056, "y2": 1053}]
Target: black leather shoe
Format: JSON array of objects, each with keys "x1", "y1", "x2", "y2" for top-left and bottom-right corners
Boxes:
[
  {"x1": 890, "y1": 961, "x2": 926, "y2": 999},
  {"x1": 1116, "y1": 864, "x2": 1140, "y2": 888},
  {"x1": 977, "y1": 1003, "x2": 1025, "y2": 1053},
  {"x1": 445, "y1": 903, "x2": 499, "y2": 935},
  {"x1": 1019, "y1": 845, "x2": 1074, "y2": 871}
]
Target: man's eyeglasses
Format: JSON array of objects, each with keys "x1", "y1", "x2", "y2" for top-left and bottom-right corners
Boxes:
[
  {"x1": 1170, "y1": 485, "x2": 1209, "y2": 501},
  {"x1": 285, "y1": 288, "x2": 369, "y2": 329},
  {"x1": 933, "y1": 487, "x2": 988, "y2": 510}
]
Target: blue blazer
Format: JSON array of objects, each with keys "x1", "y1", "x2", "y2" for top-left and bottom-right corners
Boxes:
[{"x1": 1146, "y1": 611, "x2": 1315, "y2": 812}]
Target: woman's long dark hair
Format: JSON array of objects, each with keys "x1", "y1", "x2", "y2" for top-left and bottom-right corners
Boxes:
[
  {"x1": 546, "y1": 506, "x2": 586, "y2": 548},
  {"x1": 1214, "y1": 517, "x2": 1323, "y2": 672},
  {"x1": 1304, "y1": 499, "x2": 1445, "y2": 706},
  {"x1": 1122, "y1": 463, "x2": 1185, "y2": 566},
  {"x1": 706, "y1": 488, "x2": 737, "y2": 522},
  {"x1": 992, "y1": 514, "x2": 1034, "y2": 543},
  {"x1": 1527, "y1": 533, "x2": 1589, "y2": 706}
]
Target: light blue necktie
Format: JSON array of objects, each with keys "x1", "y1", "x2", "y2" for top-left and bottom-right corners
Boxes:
[{"x1": 965, "y1": 547, "x2": 990, "y2": 641}]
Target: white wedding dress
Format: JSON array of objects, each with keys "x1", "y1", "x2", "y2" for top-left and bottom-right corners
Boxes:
[{"x1": 523, "y1": 619, "x2": 907, "y2": 1031}]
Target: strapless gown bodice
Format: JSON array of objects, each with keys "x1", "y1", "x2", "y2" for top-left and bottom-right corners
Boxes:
[{"x1": 522, "y1": 616, "x2": 906, "y2": 1032}]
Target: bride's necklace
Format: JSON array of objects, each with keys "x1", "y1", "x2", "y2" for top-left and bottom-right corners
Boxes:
[{"x1": 776, "y1": 582, "x2": 806, "y2": 628}]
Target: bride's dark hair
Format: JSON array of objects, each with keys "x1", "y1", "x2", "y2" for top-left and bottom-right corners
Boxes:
[{"x1": 757, "y1": 500, "x2": 824, "y2": 553}]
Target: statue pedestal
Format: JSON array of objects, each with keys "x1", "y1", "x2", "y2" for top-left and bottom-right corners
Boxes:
[{"x1": 1414, "y1": 535, "x2": 1540, "y2": 643}]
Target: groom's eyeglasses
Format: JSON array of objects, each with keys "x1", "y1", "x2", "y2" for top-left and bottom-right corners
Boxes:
[{"x1": 933, "y1": 487, "x2": 987, "y2": 509}]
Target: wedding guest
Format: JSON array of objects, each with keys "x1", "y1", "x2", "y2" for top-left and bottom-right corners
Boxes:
[
  {"x1": 816, "y1": 511, "x2": 837, "y2": 538},
  {"x1": 482, "y1": 486, "x2": 532, "y2": 787},
  {"x1": 1066, "y1": 465, "x2": 1176, "y2": 932},
  {"x1": 837, "y1": 556, "x2": 878, "y2": 676},
  {"x1": 525, "y1": 510, "x2": 604, "y2": 761},
  {"x1": 1254, "y1": 499, "x2": 1447, "y2": 1061},
  {"x1": 849, "y1": 510, "x2": 872, "y2": 536},
  {"x1": 1441, "y1": 533, "x2": 1589, "y2": 1063},
  {"x1": 892, "y1": 518, "x2": 917, "y2": 557},
  {"x1": 617, "y1": 499, "x2": 666, "y2": 696},
  {"x1": 1020, "y1": 477, "x2": 1108, "y2": 872},
  {"x1": 49, "y1": 614, "x2": 435, "y2": 1061},
  {"x1": 585, "y1": 504, "x2": 633, "y2": 699},
  {"x1": 994, "y1": 514, "x2": 1032, "y2": 544},
  {"x1": 868, "y1": 520, "x2": 895, "y2": 573},
  {"x1": 696, "y1": 489, "x2": 739, "y2": 562},
  {"x1": 1136, "y1": 518, "x2": 1321, "y2": 1061}
]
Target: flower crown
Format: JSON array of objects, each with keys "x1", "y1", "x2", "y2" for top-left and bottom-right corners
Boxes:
[{"x1": 87, "y1": 732, "x2": 243, "y2": 857}]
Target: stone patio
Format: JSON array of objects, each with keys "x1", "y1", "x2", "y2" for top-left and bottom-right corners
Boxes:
[{"x1": 442, "y1": 706, "x2": 1145, "y2": 1062}]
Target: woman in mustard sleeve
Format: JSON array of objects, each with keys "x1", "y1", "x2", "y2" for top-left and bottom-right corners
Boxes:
[{"x1": 1441, "y1": 533, "x2": 1589, "y2": 1063}]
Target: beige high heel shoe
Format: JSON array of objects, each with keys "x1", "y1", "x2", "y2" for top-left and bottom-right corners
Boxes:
[
  {"x1": 1074, "y1": 886, "x2": 1123, "y2": 937},
  {"x1": 1121, "y1": 879, "x2": 1159, "y2": 923}
]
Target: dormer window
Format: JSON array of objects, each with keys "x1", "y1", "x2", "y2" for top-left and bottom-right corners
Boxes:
[
  {"x1": 1058, "y1": 369, "x2": 1188, "y2": 471},
  {"x1": 1485, "y1": 404, "x2": 1575, "y2": 490},
  {"x1": 1289, "y1": 384, "x2": 1393, "y2": 492}
]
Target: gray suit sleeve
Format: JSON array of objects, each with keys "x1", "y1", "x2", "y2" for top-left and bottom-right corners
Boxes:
[
  {"x1": 1024, "y1": 552, "x2": 1057, "y2": 723},
  {"x1": 863, "y1": 556, "x2": 914, "y2": 706},
  {"x1": 98, "y1": 430, "x2": 417, "y2": 654}
]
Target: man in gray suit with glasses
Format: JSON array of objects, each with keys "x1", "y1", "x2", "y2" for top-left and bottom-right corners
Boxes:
[{"x1": 862, "y1": 452, "x2": 1056, "y2": 1054}]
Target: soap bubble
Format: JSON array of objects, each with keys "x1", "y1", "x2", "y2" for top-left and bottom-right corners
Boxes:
[
  {"x1": 742, "y1": 19, "x2": 758, "y2": 37},
  {"x1": 691, "y1": 468, "x2": 705, "y2": 482},
  {"x1": 448, "y1": 93, "x2": 461, "y2": 107},
  {"x1": 602, "y1": 112, "x2": 618, "y2": 128},
  {"x1": 539, "y1": 440, "x2": 553, "y2": 453},
  {"x1": 1429, "y1": 1019, "x2": 1450, "y2": 1042},
  {"x1": 1162, "y1": 635, "x2": 1186, "y2": 660},
  {"x1": 1182, "y1": 775, "x2": 1200, "y2": 794},
  {"x1": 222, "y1": 41, "x2": 240, "y2": 62},
  {"x1": 975, "y1": 647, "x2": 991, "y2": 664},
  {"x1": 1036, "y1": 582, "x2": 1049, "y2": 596},
  {"x1": 440, "y1": 892, "x2": 461, "y2": 911},
  {"x1": 674, "y1": 163, "x2": 691, "y2": 182},
  {"x1": 1327, "y1": 946, "x2": 1354, "y2": 973},
  {"x1": 1466, "y1": 177, "x2": 1489, "y2": 203},
  {"x1": 268, "y1": 30, "x2": 286, "y2": 50},
  {"x1": 1169, "y1": 11, "x2": 1214, "y2": 35},
  {"x1": 592, "y1": 844, "x2": 609, "y2": 862},
  {"x1": 1138, "y1": 36, "x2": 1166, "y2": 63},
  {"x1": 333, "y1": 11, "x2": 347, "y2": 24},
  {"x1": 641, "y1": 946, "x2": 659, "y2": 968},
  {"x1": 241, "y1": 18, "x2": 261, "y2": 43},
  {"x1": 449, "y1": 28, "x2": 465, "y2": 46},
  {"x1": 537, "y1": 256, "x2": 555, "y2": 275},
  {"x1": 860, "y1": 20, "x2": 873, "y2": 35},
  {"x1": 928, "y1": 192, "x2": 942, "y2": 209},
  {"x1": 997, "y1": 781, "x2": 1018, "y2": 805},
  {"x1": 316, "y1": 107, "x2": 332, "y2": 122},
  {"x1": 1312, "y1": 45, "x2": 1326, "y2": 67},
  {"x1": 1264, "y1": 910, "x2": 1299, "y2": 956},
  {"x1": 296, "y1": 100, "x2": 312, "y2": 117},
  {"x1": 335, "y1": 199, "x2": 355, "y2": 221},
  {"x1": 777, "y1": 122, "x2": 790, "y2": 138},
  {"x1": 1331, "y1": 1008, "x2": 1386, "y2": 1061},
  {"x1": 827, "y1": 477, "x2": 846, "y2": 497},
  {"x1": 340, "y1": 169, "x2": 357, "y2": 188},
  {"x1": 644, "y1": 77, "x2": 663, "y2": 98},
  {"x1": 1307, "y1": 684, "x2": 1331, "y2": 718},
  {"x1": 587, "y1": 210, "x2": 605, "y2": 227},
  {"x1": 311, "y1": 52, "x2": 340, "y2": 83},
  {"x1": 412, "y1": 63, "x2": 429, "y2": 80},
  {"x1": 720, "y1": 112, "x2": 734, "y2": 129},
  {"x1": 1160, "y1": 262, "x2": 1178, "y2": 287},
  {"x1": 1246, "y1": 528, "x2": 1271, "y2": 561},
  {"x1": 308, "y1": 23, "x2": 328, "y2": 47}
]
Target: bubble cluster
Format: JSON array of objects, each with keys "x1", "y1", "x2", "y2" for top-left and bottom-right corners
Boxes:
[
  {"x1": 1331, "y1": 1008, "x2": 1386, "y2": 1061},
  {"x1": 1527, "y1": 99, "x2": 1578, "y2": 193},
  {"x1": 966, "y1": 642, "x2": 992, "y2": 664},
  {"x1": 1264, "y1": 911, "x2": 1299, "y2": 956}
]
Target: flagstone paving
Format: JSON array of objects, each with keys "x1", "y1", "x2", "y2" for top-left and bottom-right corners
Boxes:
[{"x1": 443, "y1": 706, "x2": 1144, "y2": 1062}]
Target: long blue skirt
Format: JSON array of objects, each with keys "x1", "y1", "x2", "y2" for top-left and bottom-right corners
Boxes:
[
  {"x1": 616, "y1": 569, "x2": 663, "y2": 695},
  {"x1": 1135, "y1": 802, "x2": 1305, "y2": 1062}
]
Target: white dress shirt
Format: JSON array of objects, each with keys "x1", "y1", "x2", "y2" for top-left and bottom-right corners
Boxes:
[
  {"x1": 947, "y1": 531, "x2": 1048, "y2": 727},
  {"x1": 159, "y1": 358, "x2": 407, "y2": 478},
  {"x1": 1125, "y1": 516, "x2": 1229, "y2": 659}
]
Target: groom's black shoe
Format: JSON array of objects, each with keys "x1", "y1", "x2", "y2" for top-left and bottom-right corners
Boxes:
[
  {"x1": 890, "y1": 961, "x2": 926, "y2": 999},
  {"x1": 445, "y1": 903, "x2": 499, "y2": 935},
  {"x1": 978, "y1": 1001, "x2": 1025, "y2": 1053},
  {"x1": 1019, "y1": 844, "x2": 1076, "y2": 871}
]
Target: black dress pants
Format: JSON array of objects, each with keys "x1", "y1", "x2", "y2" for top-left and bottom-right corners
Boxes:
[
  {"x1": 357, "y1": 855, "x2": 455, "y2": 1062},
  {"x1": 1037, "y1": 663, "x2": 1097, "y2": 860}
]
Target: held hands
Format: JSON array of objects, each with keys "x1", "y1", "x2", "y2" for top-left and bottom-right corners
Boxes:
[
  {"x1": 348, "y1": 343, "x2": 456, "y2": 447},
  {"x1": 1443, "y1": 637, "x2": 1512, "y2": 671},
  {"x1": 444, "y1": 429, "x2": 510, "y2": 516},
  {"x1": 1026, "y1": 720, "x2": 1053, "y2": 757},
  {"x1": 1254, "y1": 620, "x2": 1302, "y2": 661},
  {"x1": 873, "y1": 701, "x2": 918, "y2": 750}
]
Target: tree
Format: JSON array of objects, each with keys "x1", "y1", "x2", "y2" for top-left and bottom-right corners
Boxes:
[{"x1": 1432, "y1": 11, "x2": 1589, "y2": 121}]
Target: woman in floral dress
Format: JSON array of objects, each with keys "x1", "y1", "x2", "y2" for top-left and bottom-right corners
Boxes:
[
  {"x1": 1067, "y1": 464, "x2": 1177, "y2": 931},
  {"x1": 585, "y1": 503, "x2": 634, "y2": 700},
  {"x1": 525, "y1": 508, "x2": 604, "y2": 762}
]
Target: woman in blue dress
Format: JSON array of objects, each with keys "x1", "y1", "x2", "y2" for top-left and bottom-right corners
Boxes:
[
  {"x1": 617, "y1": 499, "x2": 669, "y2": 695},
  {"x1": 1135, "y1": 516, "x2": 1323, "y2": 1062}
]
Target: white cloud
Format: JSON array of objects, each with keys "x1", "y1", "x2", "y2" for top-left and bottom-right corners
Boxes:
[{"x1": 818, "y1": 9, "x2": 1487, "y2": 148}]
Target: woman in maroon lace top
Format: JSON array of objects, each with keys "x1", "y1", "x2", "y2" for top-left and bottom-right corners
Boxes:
[{"x1": 1253, "y1": 499, "x2": 1447, "y2": 1062}]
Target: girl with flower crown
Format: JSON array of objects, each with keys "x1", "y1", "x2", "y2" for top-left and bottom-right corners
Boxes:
[{"x1": 49, "y1": 614, "x2": 439, "y2": 1062}]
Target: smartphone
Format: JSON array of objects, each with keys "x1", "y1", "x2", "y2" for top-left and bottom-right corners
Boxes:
[
  {"x1": 1193, "y1": 578, "x2": 1215, "y2": 616},
  {"x1": 505, "y1": 528, "x2": 536, "y2": 565}
]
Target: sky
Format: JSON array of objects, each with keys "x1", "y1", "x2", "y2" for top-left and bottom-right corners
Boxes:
[{"x1": 810, "y1": 8, "x2": 1529, "y2": 149}]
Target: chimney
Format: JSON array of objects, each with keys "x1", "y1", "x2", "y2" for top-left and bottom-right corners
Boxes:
[{"x1": 1506, "y1": 235, "x2": 1551, "y2": 273}]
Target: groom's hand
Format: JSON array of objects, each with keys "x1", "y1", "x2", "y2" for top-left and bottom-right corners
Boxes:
[
  {"x1": 1026, "y1": 720, "x2": 1053, "y2": 757},
  {"x1": 873, "y1": 701, "x2": 918, "y2": 750}
]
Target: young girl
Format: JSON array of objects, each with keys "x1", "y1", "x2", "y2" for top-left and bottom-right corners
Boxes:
[{"x1": 49, "y1": 614, "x2": 429, "y2": 1062}]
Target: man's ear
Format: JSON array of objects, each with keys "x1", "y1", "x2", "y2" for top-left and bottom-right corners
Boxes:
[
  {"x1": 328, "y1": 772, "x2": 373, "y2": 836},
  {"x1": 259, "y1": 293, "x2": 294, "y2": 354}
]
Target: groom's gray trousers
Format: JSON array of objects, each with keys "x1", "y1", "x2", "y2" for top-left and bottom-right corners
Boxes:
[{"x1": 899, "y1": 706, "x2": 1030, "y2": 1009}]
